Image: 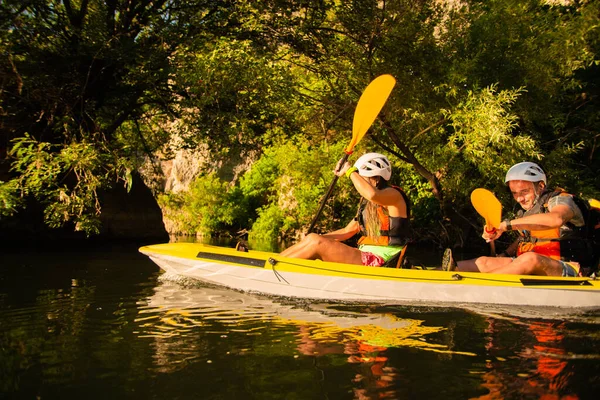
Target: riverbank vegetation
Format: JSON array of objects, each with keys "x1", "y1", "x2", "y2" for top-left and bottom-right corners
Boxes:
[{"x1": 1, "y1": 0, "x2": 599, "y2": 250}]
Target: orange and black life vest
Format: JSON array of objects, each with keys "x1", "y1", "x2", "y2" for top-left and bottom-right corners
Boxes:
[
  {"x1": 516, "y1": 189, "x2": 597, "y2": 269},
  {"x1": 356, "y1": 186, "x2": 411, "y2": 247}
]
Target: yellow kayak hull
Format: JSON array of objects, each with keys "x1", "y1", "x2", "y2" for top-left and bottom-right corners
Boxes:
[{"x1": 139, "y1": 242, "x2": 600, "y2": 309}]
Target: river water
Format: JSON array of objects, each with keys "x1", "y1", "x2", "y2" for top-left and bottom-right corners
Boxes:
[{"x1": 1, "y1": 241, "x2": 599, "y2": 399}]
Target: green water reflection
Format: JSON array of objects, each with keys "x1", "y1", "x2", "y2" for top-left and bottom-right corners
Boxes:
[{"x1": 1, "y1": 244, "x2": 599, "y2": 399}]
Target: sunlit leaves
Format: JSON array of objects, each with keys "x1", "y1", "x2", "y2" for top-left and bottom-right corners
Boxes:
[
  {"x1": 445, "y1": 85, "x2": 540, "y2": 180},
  {"x1": 173, "y1": 38, "x2": 304, "y2": 154},
  {"x1": 7, "y1": 135, "x2": 130, "y2": 234},
  {"x1": 158, "y1": 172, "x2": 245, "y2": 236},
  {"x1": 239, "y1": 138, "x2": 357, "y2": 238},
  {"x1": 0, "y1": 180, "x2": 22, "y2": 218}
]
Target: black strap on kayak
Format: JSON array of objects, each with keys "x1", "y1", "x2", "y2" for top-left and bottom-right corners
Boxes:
[
  {"x1": 195, "y1": 252, "x2": 265, "y2": 267},
  {"x1": 519, "y1": 278, "x2": 592, "y2": 286}
]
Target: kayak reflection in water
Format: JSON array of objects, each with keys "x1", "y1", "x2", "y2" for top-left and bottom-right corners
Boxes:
[
  {"x1": 280, "y1": 153, "x2": 411, "y2": 268},
  {"x1": 477, "y1": 318, "x2": 573, "y2": 399},
  {"x1": 296, "y1": 325, "x2": 401, "y2": 399}
]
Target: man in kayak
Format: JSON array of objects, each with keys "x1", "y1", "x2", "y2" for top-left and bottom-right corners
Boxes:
[
  {"x1": 444, "y1": 162, "x2": 594, "y2": 277},
  {"x1": 280, "y1": 152, "x2": 411, "y2": 267}
]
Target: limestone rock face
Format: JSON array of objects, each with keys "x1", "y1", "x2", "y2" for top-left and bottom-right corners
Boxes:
[
  {"x1": 158, "y1": 144, "x2": 257, "y2": 194},
  {"x1": 162, "y1": 147, "x2": 211, "y2": 194},
  {"x1": 140, "y1": 143, "x2": 258, "y2": 236}
]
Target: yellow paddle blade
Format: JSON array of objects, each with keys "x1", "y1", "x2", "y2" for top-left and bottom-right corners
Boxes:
[
  {"x1": 345, "y1": 74, "x2": 396, "y2": 153},
  {"x1": 470, "y1": 188, "x2": 502, "y2": 230}
]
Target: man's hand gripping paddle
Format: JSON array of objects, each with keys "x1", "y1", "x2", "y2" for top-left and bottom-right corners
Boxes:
[
  {"x1": 307, "y1": 74, "x2": 396, "y2": 233},
  {"x1": 470, "y1": 188, "x2": 502, "y2": 257}
]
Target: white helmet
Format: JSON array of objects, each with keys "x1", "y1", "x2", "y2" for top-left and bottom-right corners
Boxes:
[
  {"x1": 504, "y1": 162, "x2": 547, "y2": 184},
  {"x1": 353, "y1": 153, "x2": 392, "y2": 181}
]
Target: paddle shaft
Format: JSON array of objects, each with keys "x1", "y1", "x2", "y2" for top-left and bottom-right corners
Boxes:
[
  {"x1": 482, "y1": 226, "x2": 497, "y2": 257},
  {"x1": 489, "y1": 238, "x2": 496, "y2": 257},
  {"x1": 306, "y1": 153, "x2": 349, "y2": 233}
]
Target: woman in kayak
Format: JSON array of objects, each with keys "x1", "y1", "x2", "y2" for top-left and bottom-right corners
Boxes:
[{"x1": 279, "y1": 153, "x2": 411, "y2": 267}]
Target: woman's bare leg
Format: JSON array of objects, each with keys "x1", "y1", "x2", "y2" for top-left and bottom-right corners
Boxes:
[
  {"x1": 280, "y1": 234, "x2": 363, "y2": 265},
  {"x1": 279, "y1": 234, "x2": 315, "y2": 258}
]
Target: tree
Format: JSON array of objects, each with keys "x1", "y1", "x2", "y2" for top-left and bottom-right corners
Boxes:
[
  {"x1": 0, "y1": 0, "x2": 319, "y2": 233},
  {"x1": 1, "y1": 0, "x2": 598, "y2": 247},
  {"x1": 1, "y1": 0, "x2": 192, "y2": 232},
  {"x1": 279, "y1": 0, "x2": 599, "y2": 243}
]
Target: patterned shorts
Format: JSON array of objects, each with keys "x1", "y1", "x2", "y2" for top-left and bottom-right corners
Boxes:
[
  {"x1": 361, "y1": 252, "x2": 386, "y2": 267},
  {"x1": 559, "y1": 261, "x2": 581, "y2": 277}
]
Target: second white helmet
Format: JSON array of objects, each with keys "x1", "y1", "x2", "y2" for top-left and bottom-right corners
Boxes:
[
  {"x1": 504, "y1": 162, "x2": 547, "y2": 184},
  {"x1": 354, "y1": 153, "x2": 392, "y2": 181}
]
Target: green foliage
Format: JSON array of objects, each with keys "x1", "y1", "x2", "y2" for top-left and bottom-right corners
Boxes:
[
  {"x1": 158, "y1": 172, "x2": 246, "y2": 236},
  {"x1": 6, "y1": 134, "x2": 131, "y2": 234},
  {"x1": 238, "y1": 147, "x2": 281, "y2": 203},
  {"x1": 174, "y1": 38, "x2": 307, "y2": 155},
  {"x1": 241, "y1": 138, "x2": 359, "y2": 240},
  {"x1": 0, "y1": 180, "x2": 22, "y2": 218},
  {"x1": 2, "y1": 0, "x2": 599, "y2": 247},
  {"x1": 331, "y1": 0, "x2": 600, "y2": 246},
  {"x1": 248, "y1": 204, "x2": 284, "y2": 244},
  {"x1": 442, "y1": 85, "x2": 541, "y2": 192}
]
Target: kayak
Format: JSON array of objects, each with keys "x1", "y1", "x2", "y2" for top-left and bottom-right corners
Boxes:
[{"x1": 139, "y1": 242, "x2": 600, "y2": 309}]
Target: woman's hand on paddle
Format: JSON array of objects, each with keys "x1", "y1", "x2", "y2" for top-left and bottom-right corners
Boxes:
[{"x1": 334, "y1": 158, "x2": 351, "y2": 177}]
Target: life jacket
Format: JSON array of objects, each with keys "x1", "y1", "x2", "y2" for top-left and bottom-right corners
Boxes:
[
  {"x1": 516, "y1": 188, "x2": 599, "y2": 272},
  {"x1": 356, "y1": 186, "x2": 411, "y2": 247}
]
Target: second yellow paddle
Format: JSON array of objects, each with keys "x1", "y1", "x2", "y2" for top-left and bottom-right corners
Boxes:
[
  {"x1": 307, "y1": 74, "x2": 396, "y2": 233},
  {"x1": 470, "y1": 188, "x2": 502, "y2": 256}
]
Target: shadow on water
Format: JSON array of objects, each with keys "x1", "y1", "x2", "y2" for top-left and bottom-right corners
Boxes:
[{"x1": 1, "y1": 241, "x2": 599, "y2": 399}]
